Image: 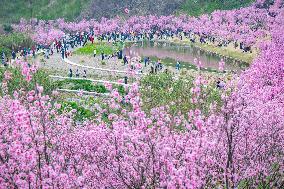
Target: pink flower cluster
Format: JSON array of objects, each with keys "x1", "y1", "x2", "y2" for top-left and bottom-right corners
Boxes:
[
  {"x1": 32, "y1": 28, "x2": 65, "y2": 46},
  {"x1": 2, "y1": 1, "x2": 283, "y2": 188}
]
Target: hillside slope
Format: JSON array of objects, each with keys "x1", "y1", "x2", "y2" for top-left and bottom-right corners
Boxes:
[
  {"x1": 80, "y1": 0, "x2": 184, "y2": 19},
  {"x1": 180, "y1": 0, "x2": 255, "y2": 16},
  {"x1": 0, "y1": 0, "x2": 254, "y2": 24},
  {"x1": 0, "y1": 0, "x2": 92, "y2": 23}
]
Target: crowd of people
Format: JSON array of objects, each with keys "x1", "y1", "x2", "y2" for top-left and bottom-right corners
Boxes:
[{"x1": 1, "y1": 28, "x2": 228, "y2": 88}]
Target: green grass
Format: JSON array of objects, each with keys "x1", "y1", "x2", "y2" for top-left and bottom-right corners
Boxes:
[
  {"x1": 0, "y1": 0, "x2": 254, "y2": 24},
  {"x1": 192, "y1": 41, "x2": 255, "y2": 64},
  {"x1": 59, "y1": 101, "x2": 95, "y2": 121},
  {"x1": 74, "y1": 42, "x2": 123, "y2": 55},
  {"x1": 180, "y1": 0, "x2": 255, "y2": 16},
  {"x1": 140, "y1": 73, "x2": 224, "y2": 118},
  {"x1": 54, "y1": 79, "x2": 126, "y2": 95},
  {"x1": 0, "y1": 33, "x2": 33, "y2": 56},
  {"x1": 0, "y1": 0, "x2": 92, "y2": 23}
]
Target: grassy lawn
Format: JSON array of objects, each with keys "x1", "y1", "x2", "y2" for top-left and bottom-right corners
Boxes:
[
  {"x1": 192, "y1": 41, "x2": 256, "y2": 64},
  {"x1": 179, "y1": 0, "x2": 254, "y2": 16},
  {"x1": 0, "y1": 0, "x2": 92, "y2": 23},
  {"x1": 74, "y1": 42, "x2": 123, "y2": 55},
  {"x1": 0, "y1": 0, "x2": 253, "y2": 23}
]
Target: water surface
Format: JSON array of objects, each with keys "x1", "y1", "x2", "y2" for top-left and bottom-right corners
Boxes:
[{"x1": 124, "y1": 41, "x2": 248, "y2": 72}]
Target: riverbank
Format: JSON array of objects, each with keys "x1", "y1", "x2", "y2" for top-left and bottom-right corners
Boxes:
[{"x1": 168, "y1": 37, "x2": 257, "y2": 64}]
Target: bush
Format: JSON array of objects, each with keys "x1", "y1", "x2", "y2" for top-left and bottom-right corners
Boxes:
[
  {"x1": 180, "y1": 0, "x2": 254, "y2": 16},
  {"x1": 0, "y1": 66, "x2": 56, "y2": 96},
  {"x1": 2, "y1": 24, "x2": 13, "y2": 33},
  {"x1": 59, "y1": 101, "x2": 95, "y2": 121},
  {"x1": 54, "y1": 79, "x2": 126, "y2": 95},
  {"x1": 140, "y1": 73, "x2": 223, "y2": 116},
  {"x1": 0, "y1": 32, "x2": 34, "y2": 56}
]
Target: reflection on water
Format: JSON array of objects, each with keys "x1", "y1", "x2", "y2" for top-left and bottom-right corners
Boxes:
[{"x1": 123, "y1": 41, "x2": 248, "y2": 72}]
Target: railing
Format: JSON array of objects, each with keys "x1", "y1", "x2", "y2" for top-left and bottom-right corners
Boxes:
[
  {"x1": 49, "y1": 75, "x2": 133, "y2": 87},
  {"x1": 63, "y1": 58, "x2": 145, "y2": 76},
  {"x1": 56, "y1": 88, "x2": 111, "y2": 97}
]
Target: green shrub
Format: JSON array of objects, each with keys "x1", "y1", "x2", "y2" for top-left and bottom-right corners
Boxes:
[
  {"x1": 54, "y1": 79, "x2": 126, "y2": 95},
  {"x1": 59, "y1": 101, "x2": 95, "y2": 121},
  {"x1": 180, "y1": 0, "x2": 254, "y2": 16},
  {"x1": 0, "y1": 33, "x2": 34, "y2": 57},
  {"x1": 2, "y1": 24, "x2": 13, "y2": 33},
  {"x1": 0, "y1": 67, "x2": 56, "y2": 96},
  {"x1": 140, "y1": 73, "x2": 223, "y2": 116}
]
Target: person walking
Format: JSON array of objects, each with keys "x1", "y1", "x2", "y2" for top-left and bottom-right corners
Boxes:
[
  {"x1": 89, "y1": 35, "x2": 94, "y2": 44},
  {"x1": 32, "y1": 46, "x2": 36, "y2": 58},
  {"x1": 93, "y1": 49, "x2": 97, "y2": 58},
  {"x1": 176, "y1": 61, "x2": 181, "y2": 71},
  {"x1": 144, "y1": 57, "x2": 150, "y2": 67},
  {"x1": 11, "y1": 50, "x2": 16, "y2": 60},
  {"x1": 154, "y1": 61, "x2": 158, "y2": 73},
  {"x1": 76, "y1": 69, "x2": 79, "y2": 78},
  {"x1": 69, "y1": 69, "x2": 73, "y2": 78},
  {"x1": 83, "y1": 70, "x2": 87, "y2": 78},
  {"x1": 60, "y1": 48, "x2": 65, "y2": 59},
  {"x1": 144, "y1": 57, "x2": 148, "y2": 67},
  {"x1": 123, "y1": 55, "x2": 128, "y2": 65},
  {"x1": 157, "y1": 59, "x2": 162, "y2": 70},
  {"x1": 216, "y1": 78, "x2": 225, "y2": 89},
  {"x1": 124, "y1": 76, "x2": 128, "y2": 84},
  {"x1": 101, "y1": 52, "x2": 105, "y2": 60},
  {"x1": 1, "y1": 52, "x2": 6, "y2": 65}
]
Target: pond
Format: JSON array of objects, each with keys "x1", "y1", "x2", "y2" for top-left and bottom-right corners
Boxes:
[{"x1": 123, "y1": 41, "x2": 248, "y2": 72}]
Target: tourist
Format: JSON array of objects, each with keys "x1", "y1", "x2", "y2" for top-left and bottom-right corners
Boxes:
[
  {"x1": 89, "y1": 35, "x2": 94, "y2": 44},
  {"x1": 101, "y1": 52, "x2": 105, "y2": 60},
  {"x1": 44, "y1": 49, "x2": 49, "y2": 59},
  {"x1": 130, "y1": 61, "x2": 134, "y2": 70},
  {"x1": 118, "y1": 50, "x2": 123, "y2": 59},
  {"x1": 1, "y1": 52, "x2": 5, "y2": 65},
  {"x1": 176, "y1": 61, "x2": 181, "y2": 71},
  {"x1": 5, "y1": 57, "x2": 9, "y2": 66},
  {"x1": 216, "y1": 78, "x2": 225, "y2": 89},
  {"x1": 32, "y1": 47, "x2": 36, "y2": 58},
  {"x1": 69, "y1": 69, "x2": 73, "y2": 78},
  {"x1": 164, "y1": 68, "x2": 169, "y2": 74},
  {"x1": 60, "y1": 48, "x2": 65, "y2": 59},
  {"x1": 65, "y1": 49, "x2": 68, "y2": 59},
  {"x1": 144, "y1": 57, "x2": 150, "y2": 67},
  {"x1": 123, "y1": 55, "x2": 128, "y2": 65},
  {"x1": 11, "y1": 50, "x2": 16, "y2": 60},
  {"x1": 144, "y1": 57, "x2": 148, "y2": 67},
  {"x1": 154, "y1": 62, "x2": 158, "y2": 73},
  {"x1": 83, "y1": 39, "x2": 87, "y2": 46},
  {"x1": 157, "y1": 59, "x2": 162, "y2": 70},
  {"x1": 76, "y1": 69, "x2": 79, "y2": 78},
  {"x1": 94, "y1": 49, "x2": 97, "y2": 57},
  {"x1": 83, "y1": 70, "x2": 87, "y2": 78}
]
